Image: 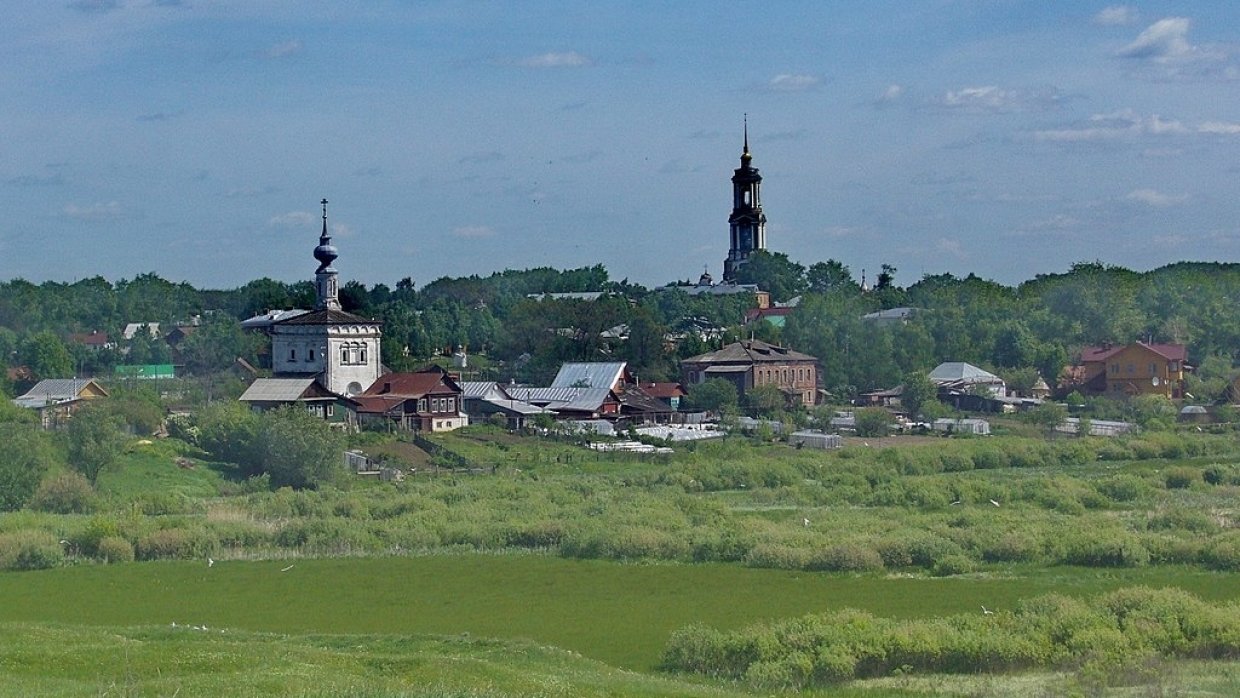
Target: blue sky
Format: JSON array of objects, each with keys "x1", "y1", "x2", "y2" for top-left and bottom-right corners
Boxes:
[{"x1": 4, "y1": 1, "x2": 1240, "y2": 290}]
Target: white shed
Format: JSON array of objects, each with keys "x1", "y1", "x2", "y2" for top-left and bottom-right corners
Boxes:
[
  {"x1": 932, "y1": 418, "x2": 991, "y2": 435},
  {"x1": 788, "y1": 430, "x2": 843, "y2": 449}
]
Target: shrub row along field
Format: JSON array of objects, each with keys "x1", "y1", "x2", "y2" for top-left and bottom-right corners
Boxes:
[
  {"x1": 1, "y1": 431, "x2": 1237, "y2": 577},
  {"x1": 661, "y1": 587, "x2": 1240, "y2": 691}
]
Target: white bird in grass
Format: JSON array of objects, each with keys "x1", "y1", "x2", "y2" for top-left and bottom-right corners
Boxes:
[
  {"x1": 281, "y1": 564, "x2": 295, "y2": 572},
  {"x1": 803, "y1": 518, "x2": 810, "y2": 527},
  {"x1": 981, "y1": 606, "x2": 994, "y2": 615},
  {"x1": 989, "y1": 499, "x2": 1001, "y2": 507},
  {"x1": 950, "y1": 500, "x2": 961, "y2": 506},
  {"x1": 208, "y1": 557, "x2": 215, "y2": 567}
]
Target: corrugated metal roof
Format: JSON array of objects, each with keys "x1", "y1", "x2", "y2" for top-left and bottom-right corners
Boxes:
[
  {"x1": 240, "y1": 309, "x2": 309, "y2": 329},
  {"x1": 17, "y1": 379, "x2": 106, "y2": 401},
  {"x1": 928, "y1": 362, "x2": 1001, "y2": 383},
  {"x1": 520, "y1": 386, "x2": 612, "y2": 412},
  {"x1": 275, "y1": 308, "x2": 376, "y2": 326},
  {"x1": 550, "y1": 362, "x2": 627, "y2": 389},
  {"x1": 238, "y1": 378, "x2": 319, "y2": 402}
]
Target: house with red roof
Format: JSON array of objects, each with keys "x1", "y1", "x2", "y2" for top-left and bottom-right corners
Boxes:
[
  {"x1": 1070, "y1": 342, "x2": 1188, "y2": 399},
  {"x1": 354, "y1": 365, "x2": 465, "y2": 432}
]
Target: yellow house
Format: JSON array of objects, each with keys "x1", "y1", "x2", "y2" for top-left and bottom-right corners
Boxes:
[{"x1": 1079, "y1": 342, "x2": 1186, "y2": 399}]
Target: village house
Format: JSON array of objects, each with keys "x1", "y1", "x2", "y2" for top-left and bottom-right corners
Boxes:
[
  {"x1": 681, "y1": 339, "x2": 819, "y2": 408},
  {"x1": 12, "y1": 378, "x2": 109, "y2": 429},
  {"x1": 238, "y1": 377, "x2": 360, "y2": 429},
  {"x1": 354, "y1": 366, "x2": 466, "y2": 432},
  {"x1": 1071, "y1": 342, "x2": 1188, "y2": 399}
]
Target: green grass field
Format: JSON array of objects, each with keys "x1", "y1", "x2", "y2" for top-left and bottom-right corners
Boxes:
[
  {"x1": 4, "y1": 428, "x2": 1239, "y2": 694},
  {"x1": 0, "y1": 556, "x2": 1235, "y2": 672}
]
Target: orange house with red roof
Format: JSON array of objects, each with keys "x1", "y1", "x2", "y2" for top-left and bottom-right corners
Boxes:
[{"x1": 1075, "y1": 342, "x2": 1188, "y2": 399}]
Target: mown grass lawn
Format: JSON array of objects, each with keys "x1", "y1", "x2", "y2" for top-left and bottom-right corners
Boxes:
[{"x1": 0, "y1": 556, "x2": 1234, "y2": 672}]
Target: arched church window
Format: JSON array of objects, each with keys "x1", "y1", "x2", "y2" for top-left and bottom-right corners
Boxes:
[
  {"x1": 341, "y1": 346, "x2": 349, "y2": 364},
  {"x1": 359, "y1": 344, "x2": 367, "y2": 363}
]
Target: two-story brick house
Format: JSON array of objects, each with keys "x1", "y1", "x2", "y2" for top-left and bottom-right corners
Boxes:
[{"x1": 681, "y1": 339, "x2": 818, "y2": 407}]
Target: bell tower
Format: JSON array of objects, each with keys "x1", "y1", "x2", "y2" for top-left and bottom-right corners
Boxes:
[{"x1": 723, "y1": 115, "x2": 767, "y2": 282}]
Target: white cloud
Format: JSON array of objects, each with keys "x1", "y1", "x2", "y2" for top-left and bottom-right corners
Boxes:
[
  {"x1": 1118, "y1": 18, "x2": 1193, "y2": 61},
  {"x1": 1124, "y1": 189, "x2": 1188, "y2": 207},
  {"x1": 330, "y1": 222, "x2": 354, "y2": 238},
  {"x1": 517, "y1": 51, "x2": 591, "y2": 68},
  {"x1": 268, "y1": 211, "x2": 315, "y2": 227},
  {"x1": 767, "y1": 74, "x2": 819, "y2": 91},
  {"x1": 63, "y1": 201, "x2": 123, "y2": 221},
  {"x1": 1032, "y1": 110, "x2": 1191, "y2": 142},
  {"x1": 264, "y1": 40, "x2": 302, "y2": 59},
  {"x1": 878, "y1": 84, "x2": 903, "y2": 102},
  {"x1": 1093, "y1": 6, "x2": 1138, "y2": 26},
  {"x1": 938, "y1": 85, "x2": 1062, "y2": 112},
  {"x1": 1198, "y1": 121, "x2": 1240, "y2": 135},
  {"x1": 452, "y1": 225, "x2": 495, "y2": 239}
]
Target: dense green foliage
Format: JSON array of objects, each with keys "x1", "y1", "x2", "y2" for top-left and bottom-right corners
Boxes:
[
  {"x1": 662, "y1": 587, "x2": 1240, "y2": 690},
  {"x1": 7, "y1": 259, "x2": 1240, "y2": 397}
]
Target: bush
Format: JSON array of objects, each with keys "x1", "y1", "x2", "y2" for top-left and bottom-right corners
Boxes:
[
  {"x1": 931, "y1": 554, "x2": 977, "y2": 577},
  {"x1": 28, "y1": 472, "x2": 97, "y2": 514},
  {"x1": 135, "y1": 528, "x2": 217, "y2": 561},
  {"x1": 0, "y1": 530, "x2": 64, "y2": 571},
  {"x1": 807, "y1": 544, "x2": 884, "y2": 572},
  {"x1": 1164, "y1": 467, "x2": 1199, "y2": 490},
  {"x1": 1095, "y1": 475, "x2": 1150, "y2": 503},
  {"x1": 96, "y1": 536, "x2": 135, "y2": 563},
  {"x1": 853, "y1": 408, "x2": 892, "y2": 437},
  {"x1": 1061, "y1": 530, "x2": 1149, "y2": 567}
]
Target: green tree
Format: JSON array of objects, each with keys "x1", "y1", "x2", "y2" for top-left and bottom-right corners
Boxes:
[
  {"x1": 67, "y1": 404, "x2": 127, "y2": 484},
  {"x1": 178, "y1": 315, "x2": 260, "y2": 375},
  {"x1": 1023, "y1": 402, "x2": 1068, "y2": 437},
  {"x1": 686, "y1": 378, "x2": 739, "y2": 415},
  {"x1": 853, "y1": 407, "x2": 892, "y2": 437},
  {"x1": 900, "y1": 370, "x2": 938, "y2": 417},
  {"x1": 733, "y1": 250, "x2": 807, "y2": 303},
  {"x1": 20, "y1": 331, "x2": 73, "y2": 381},
  {"x1": 746, "y1": 383, "x2": 786, "y2": 418},
  {"x1": 196, "y1": 402, "x2": 262, "y2": 476},
  {"x1": 256, "y1": 406, "x2": 346, "y2": 489},
  {"x1": 806, "y1": 260, "x2": 855, "y2": 295},
  {"x1": 0, "y1": 424, "x2": 54, "y2": 510},
  {"x1": 1185, "y1": 354, "x2": 1235, "y2": 404}
]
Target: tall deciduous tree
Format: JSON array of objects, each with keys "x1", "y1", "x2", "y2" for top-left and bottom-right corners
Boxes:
[
  {"x1": 0, "y1": 424, "x2": 54, "y2": 510},
  {"x1": 256, "y1": 406, "x2": 346, "y2": 489},
  {"x1": 67, "y1": 404, "x2": 127, "y2": 484}
]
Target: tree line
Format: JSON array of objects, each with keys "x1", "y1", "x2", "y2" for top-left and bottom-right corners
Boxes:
[{"x1": 4, "y1": 256, "x2": 1240, "y2": 401}]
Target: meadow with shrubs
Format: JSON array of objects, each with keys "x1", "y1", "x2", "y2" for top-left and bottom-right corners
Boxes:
[{"x1": 0, "y1": 403, "x2": 1238, "y2": 694}]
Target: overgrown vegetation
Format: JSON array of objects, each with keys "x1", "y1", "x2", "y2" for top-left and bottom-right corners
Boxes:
[{"x1": 661, "y1": 587, "x2": 1240, "y2": 691}]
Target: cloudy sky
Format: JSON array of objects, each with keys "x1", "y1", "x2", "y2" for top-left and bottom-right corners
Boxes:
[{"x1": 4, "y1": 1, "x2": 1240, "y2": 290}]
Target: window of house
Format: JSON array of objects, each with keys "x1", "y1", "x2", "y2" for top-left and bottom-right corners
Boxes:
[
  {"x1": 1110, "y1": 363, "x2": 1118, "y2": 375},
  {"x1": 341, "y1": 346, "x2": 349, "y2": 363},
  {"x1": 447, "y1": 398, "x2": 455, "y2": 412},
  {"x1": 1170, "y1": 361, "x2": 1179, "y2": 372},
  {"x1": 327, "y1": 404, "x2": 334, "y2": 417},
  {"x1": 1126, "y1": 363, "x2": 1135, "y2": 374},
  {"x1": 418, "y1": 398, "x2": 427, "y2": 412},
  {"x1": 359, "y1": 344, "x2": 367, "y2": 363},
  {"x1": 289, "y1": 348, "x2": 296, "y2": 361},
  {"x1": 308, "y1": 349, "x2": 315, "y2": 362},
  {"x1": 1149, "y1": 363, "x2": 1157, "y2": 375}
]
